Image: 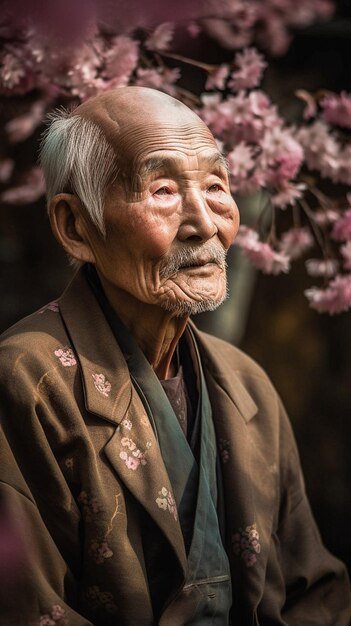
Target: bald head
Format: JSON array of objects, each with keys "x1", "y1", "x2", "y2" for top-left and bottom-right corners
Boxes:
[{"x1": 72, "y1": 87, "x2": 217, "y2": 178}]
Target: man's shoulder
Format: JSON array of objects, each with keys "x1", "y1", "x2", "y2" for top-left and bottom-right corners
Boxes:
[
  {"x1": 0, "y1": 301, "x2": 71, "y2": 376},
  {"x1": 194, "y1": 326, "x2": 278, "y2": 407}
]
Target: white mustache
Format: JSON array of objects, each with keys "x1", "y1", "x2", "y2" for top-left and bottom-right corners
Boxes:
[{"x1": 159, "y1": 243, "x2": 227, "y2": 279}]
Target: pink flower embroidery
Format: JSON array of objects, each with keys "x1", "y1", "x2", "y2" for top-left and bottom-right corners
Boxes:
[
  {"x1": 86, "y1": 585, "x2": 118, "y2": 614},
  {"x1": 232, "y1": 523, "x2": 261, "y2": 567},
  {"x1": 89, "y1": 541, "x2": 113, "y2": 564},
  {"x1": 156, "y1": 487, "x2": 178, "y2": 521},
  {"x1": 54, "y1": 347, "x2": 77, "y2": 367},
  {"x1": 78, "y1": 490, "x2": 102, "y2": 521},
  {"x1": 119, "y1": 436, "x2": 147, "y2": 470},
  {"x1": 218, "y1": 438, "x2": 230, "y2": 464},
  {"x1": 48, "y1": 302, "x2": 59, "y2": 313},
  {"x1": 39, "y1": 605, "x2": 66, "y2": 625},
  {"x1": 121, "y1": 418, "x2": 132, "y2": 430},
  {"x1": 92, "y1": 373, "x2": 111, "y2": 397},
  {"x1": 51, "y1": 606, "x2": 65, "y2": 621},
  {"x1": 39, "y1": 617, "x2": 55, "y2": 626}
]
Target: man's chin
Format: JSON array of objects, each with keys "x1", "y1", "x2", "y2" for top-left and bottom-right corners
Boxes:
[{"x1": 160, "y1": 292, "x2": 228, "y2": 317}]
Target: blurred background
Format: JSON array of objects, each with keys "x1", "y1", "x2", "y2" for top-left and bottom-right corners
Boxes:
[{"x1": 1, "y1": 0, "x2": 350, "y2": 574}]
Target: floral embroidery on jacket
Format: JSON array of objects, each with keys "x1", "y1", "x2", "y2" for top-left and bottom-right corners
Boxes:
[
  {"x1": 78, "y1": 490, "x2": 103, "y2": 521},
  {"x1": 88, "y1": 540, "x2": 113, "y2": 564},
  {"x1": 64, "y1": 457, "x2": 74, "y2": 470},
  {"x1": 119, "y1": 436, "x2": 148, "y2": 470},
  {"x1": 38, "y1": 301, "x2": 59, "y2": 314},
  {"x1": 232, "y1": 523, "x2": 261, "y2": 567},
  {"x1": 218, "y1": 438, "x2": 230, "y2": 463},
  {"x1": 54, "y1": 347, "x2": 77, "y2": 367},
  {"x1": 92, "y1": 373, "x2": 111, "y2": 397},
  {"x1": 156, "y1": 486, "x2": 178, "y2": 521},
  {"x1": 121, "y1": 417, "x2": 132, "y2": 430},
  {"x1": 39, "y1": 605, "x2": 66, "y2": 625},
  {"x1": 85, "y1": 585, "x2": 118, "y2": 615}
]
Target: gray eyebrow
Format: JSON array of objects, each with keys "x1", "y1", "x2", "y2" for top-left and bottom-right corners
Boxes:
[{"x1": 138, "y1": 152, "x2": 229, "y2": 178}]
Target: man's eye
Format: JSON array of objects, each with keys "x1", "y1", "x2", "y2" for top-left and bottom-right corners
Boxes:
[
  {"x1": 208, "y1": 183, "x2": 221, "y2": 192},
  {"x1": 155, "y1": 187, "x2": 171, "y2": 195}
]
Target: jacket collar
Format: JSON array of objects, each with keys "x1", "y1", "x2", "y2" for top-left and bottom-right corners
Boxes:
[
  {"x1": 189, "y1": 322, "x2": 258, "y2": 423},
  {"x1": 59, "y1": 268, "x2": 132, "y2": 425}
]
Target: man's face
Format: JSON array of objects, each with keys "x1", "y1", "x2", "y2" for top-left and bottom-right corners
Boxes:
[{"x1": 85, "y1": 116, "x2": 240, "y2": 316}]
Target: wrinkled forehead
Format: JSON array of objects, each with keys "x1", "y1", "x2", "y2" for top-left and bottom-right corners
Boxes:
[{"x1": 72, "y1": 89, "x2": 217, "y2": 175}]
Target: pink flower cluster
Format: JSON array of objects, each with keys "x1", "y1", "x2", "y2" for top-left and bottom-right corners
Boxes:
[
  {"x1": 234, "y1": 227, "x2": 290, "y2": 275},
  {"x1": 304, "y1": 196, "x2": 351, "y2": 314},
  {"x1": 199, "y1": 51, "x2": 304, "y2": 209},
  {"x1": 202, "y1": 0, "x2": 334, "y2": 56},
  {"x1": 232, "y1": 523, "x2": 261, "y2": 568}
]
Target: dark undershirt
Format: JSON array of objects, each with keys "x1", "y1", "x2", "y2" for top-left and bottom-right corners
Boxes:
[
  {"x1": 160, "y1": 337, "x2": 198, "y2": 446},
  {"x1": 160, "y1": 366, "x2": 189, "y2": 436}
]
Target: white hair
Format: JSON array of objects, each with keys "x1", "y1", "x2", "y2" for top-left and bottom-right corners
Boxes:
[{"x1": 40, "y1": 108, "x2": 118, "y2": 236}]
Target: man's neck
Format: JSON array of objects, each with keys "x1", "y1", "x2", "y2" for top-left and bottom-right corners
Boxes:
[{"x1": 98, "y1": 273, "x2": 188, "y2": 380}]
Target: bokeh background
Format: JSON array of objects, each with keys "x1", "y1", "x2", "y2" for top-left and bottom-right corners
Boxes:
[{"x1": 1, "y1": 0, "x2": 350, "y2": 574}]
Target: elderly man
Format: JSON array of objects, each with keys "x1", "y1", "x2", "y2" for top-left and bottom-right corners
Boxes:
[{"x1": 0, "y1": 87, "x2": 350, "y2": 626}]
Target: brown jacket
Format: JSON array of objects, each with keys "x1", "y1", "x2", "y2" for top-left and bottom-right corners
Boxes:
[{"x1": 0, "y1": 270, "x2": 350, "y2": 626}]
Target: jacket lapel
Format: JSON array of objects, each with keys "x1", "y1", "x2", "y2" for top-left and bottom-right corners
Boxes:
[
  {"x1": 59, "y1": 270, "x2": 187, "y2": 574},
  {"x1": 194, "y1": 328, "x2": 278, "y2": 613}
]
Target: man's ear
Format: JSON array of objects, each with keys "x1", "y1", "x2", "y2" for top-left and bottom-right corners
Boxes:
[{"x1": 49, "y1": 193, "x2": 96, "y2": 264}]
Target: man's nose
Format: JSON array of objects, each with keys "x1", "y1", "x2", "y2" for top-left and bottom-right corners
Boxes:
[{"x1": 177, "y1": 189, "x2": 217, "y2": 243}]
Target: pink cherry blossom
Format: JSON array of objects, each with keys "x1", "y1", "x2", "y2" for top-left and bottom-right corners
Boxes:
[
  {"x1": 205, "y1": 64, "x2": 230, "y2": 91},
  {"x1": 0, "y1": 159, "x2": 14, "y2": 183},
  {"x1": 145, "y1": 22, "x2": 174, "y2": 51},
  {"x1": 228, "y1": 48, "x2": 267, "y2": 91},
  {"x1": 135, "y1": 67, "x2": 180, "y2": 94},
  {"x1": 0, "y1": 167, "x2": 45, "y2": 204},
  {"x1": 5, "y1": 100, "x2": 46, "y2": 144},
  {"x1": 279, "y1": 227, "x2": 314, "y2": 259},
  {"x1": 296, "y1": 121, "x2": 341, "y2": 180},
  {"x1": 341, "y1": 242, "x2": 351, "y2": 270},
  {"x1": 305, "y1": 258, "x2": 338, "y2": 277},
  {"x1": 0, "y1": 49, "x2": 35, "y2": 94},
  {"x1": 321, "y1": 91, "x2": 351, "y2": 129},
  {"x1": 271, "y1": 182, "x2": 305, "y2": 209},
  {"x1": 331, "y1": 210, "x2": 351, "y2": 241},
  {"x1": 103, "y1": 36, "x2": 139, "y2": 83},
  {"x1": 234, "y1": 226, "x2": 290, "y2": 274},
  {"x1": 305, "y1": 274, "x2": 351, "y2": 314},
  {"x1": 313, "y1": 209, "x2": 340, "y2": 226},
  {"x1": 187, "y1": 22, "x2": 201, "y2": 38},
  {"x1": 227, "y1": 143, "x2": 255, "y2": 191},
  {"x1": 259, "y1": 127, "x2": 304, "y2": 179}
]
